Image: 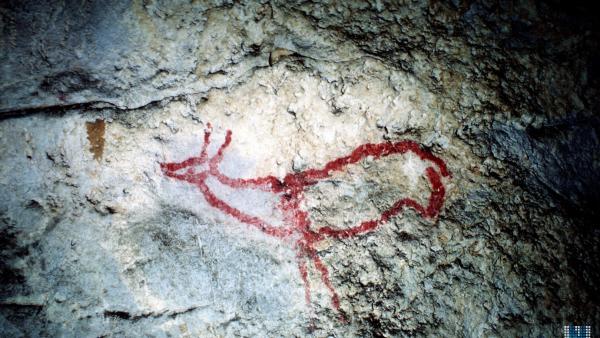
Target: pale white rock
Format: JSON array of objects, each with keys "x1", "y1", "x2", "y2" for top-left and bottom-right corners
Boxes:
[{"x1": 1, "y1": 1, "x2": 598, "y2": 337}]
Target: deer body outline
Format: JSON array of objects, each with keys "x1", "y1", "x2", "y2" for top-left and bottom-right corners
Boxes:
[{"x1": 160, "y1": 123, "x2": 450, "y2": 317}]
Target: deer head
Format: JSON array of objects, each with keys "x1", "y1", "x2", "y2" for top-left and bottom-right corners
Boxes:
[{"x1": 159, "y1": 123, "x2": 233, "y2": 184}]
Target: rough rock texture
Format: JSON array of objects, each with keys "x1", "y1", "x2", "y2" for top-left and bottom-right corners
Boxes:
[{"x1": 1, "y1": 0, "x2": 598, "y2": 337}]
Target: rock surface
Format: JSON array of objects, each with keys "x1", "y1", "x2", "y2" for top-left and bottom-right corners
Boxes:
[{"x1": 1, "y1": 0, "x2": 598, "y2": 337}]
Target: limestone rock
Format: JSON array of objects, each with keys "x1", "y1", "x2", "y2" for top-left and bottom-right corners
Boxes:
[{"x1": 1, "y1": 1, "x2": 598, "y2": 337}]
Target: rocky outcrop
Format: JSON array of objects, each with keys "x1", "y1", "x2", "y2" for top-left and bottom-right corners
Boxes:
[{"x1": 1, "y1": 1, "x2": 598, "y2": 336}]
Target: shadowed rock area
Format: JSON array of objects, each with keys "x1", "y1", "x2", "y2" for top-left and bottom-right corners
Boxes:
[{"x1": 0, "y1": 0, "x2": 598, "y2": 336}]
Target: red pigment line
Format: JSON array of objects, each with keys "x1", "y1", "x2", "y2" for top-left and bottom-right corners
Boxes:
[
  {"x1": 195, "y1": 179, "x2": 294, "y2": 238},
  {"x1": 307, "y1": 247, "x2": 341, "y2": 311},
  {"x1": 160, "y1": 125, "x2": 213, "y2": 173},
  {"x1": 424, "y1": 167, "x2": 445, "y2": 217},
  {"x1": 199, "y1": 124, "x2": 212, "y2": 159},
  {"x1": 297, "y1": 255, "x2": 311, "y2": 305},
  {"x1": 212, "y1": 172, "x2": 283, "y2": 192},
  {"x1": 317, "y1": 198, "x2": 425, "y2": 239},
  {"x1": 397, "y1": 142, "x2": 451, "y2": 178},
  {"x1": 317, "y1": 166, "x2": 444, "y2": 239},
  {"x1": 159, "y1": 125, "x2": 451, "y2": 319},
  {"x1": 297, "y1": 140, "x2": 450, "y2": 184},
  {"x1": 164, "y1": 171, "x2": 209, "y2": 184},
  {"x1": 206, "y1": 129, "x2": 285, "y2": 191},
  {"x1": 160, "y1": 156, "x2": 205, "y2": 173},
  {"x1": 209, "y1": 130, "x2": 232, "y2": 171}
]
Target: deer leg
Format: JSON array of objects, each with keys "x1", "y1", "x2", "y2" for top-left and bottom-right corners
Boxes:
[
  {"x1": 297, "y1": 253, "x2": 312, "y2": 307},
  {"x1": 298, "y1": 251, "x2": 325, "y2": 329},
  {"x1": 307, "y1": 247, "x2": 341, "y2": 312}
]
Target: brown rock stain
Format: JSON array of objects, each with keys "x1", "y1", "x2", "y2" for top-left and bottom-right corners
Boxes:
[
  {"x1": 86, "y1": 119, "x2": 105, "y2": 161},
  {"x1": 269, "y1": 48, "x2": 296, "y2": 66}
]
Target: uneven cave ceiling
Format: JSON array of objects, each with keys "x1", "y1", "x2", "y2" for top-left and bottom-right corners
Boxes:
[{"x1": 1, "y1": 1, "x2": 598, "y2": 337}]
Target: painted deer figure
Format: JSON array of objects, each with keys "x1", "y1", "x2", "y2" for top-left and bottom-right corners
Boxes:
[{"x1": 160, "y1": 123, "x2": 450, "y2": 318}]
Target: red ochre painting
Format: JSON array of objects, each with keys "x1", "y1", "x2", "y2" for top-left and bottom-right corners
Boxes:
[{"x1": 160, "y1": 123, "x2": 451, "y2": 319}]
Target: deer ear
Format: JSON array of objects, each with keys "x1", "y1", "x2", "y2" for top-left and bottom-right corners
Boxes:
[
  {"x1": 159, "y1": 162, "x2": 171, "y2": 173},
  {"x1": 199, "y1": 125, "x2": 213, "y2": 158}
]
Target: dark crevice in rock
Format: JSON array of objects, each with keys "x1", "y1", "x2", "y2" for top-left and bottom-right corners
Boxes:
[{"x1": 103, "y1": 305, "x2": 206, "y2": 321}]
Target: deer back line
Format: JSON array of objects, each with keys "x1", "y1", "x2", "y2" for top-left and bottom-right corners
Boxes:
[{"x1": 209, "y1": 138, "x2": 451, "y2": 193}]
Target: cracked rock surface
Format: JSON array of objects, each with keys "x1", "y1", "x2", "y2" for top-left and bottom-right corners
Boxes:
[{"x1": 1, "y1": 0, "x2": 598, "y2": 337}]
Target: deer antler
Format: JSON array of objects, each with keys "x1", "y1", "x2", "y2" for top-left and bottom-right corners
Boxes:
[
  {"x1": 198, "y1": 122, "x2": 213, "y2": 162},
  {"x1": 208, "y1": 129, "x2": 233, "y2": 172},
  {"x1": 160, "y1": 123, "x2": 214, "y2": 175}
]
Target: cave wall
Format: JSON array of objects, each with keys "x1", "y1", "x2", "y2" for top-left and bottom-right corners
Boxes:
[{"x1": 1, "y1": 0, "x2": 598, "y2": 337}]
